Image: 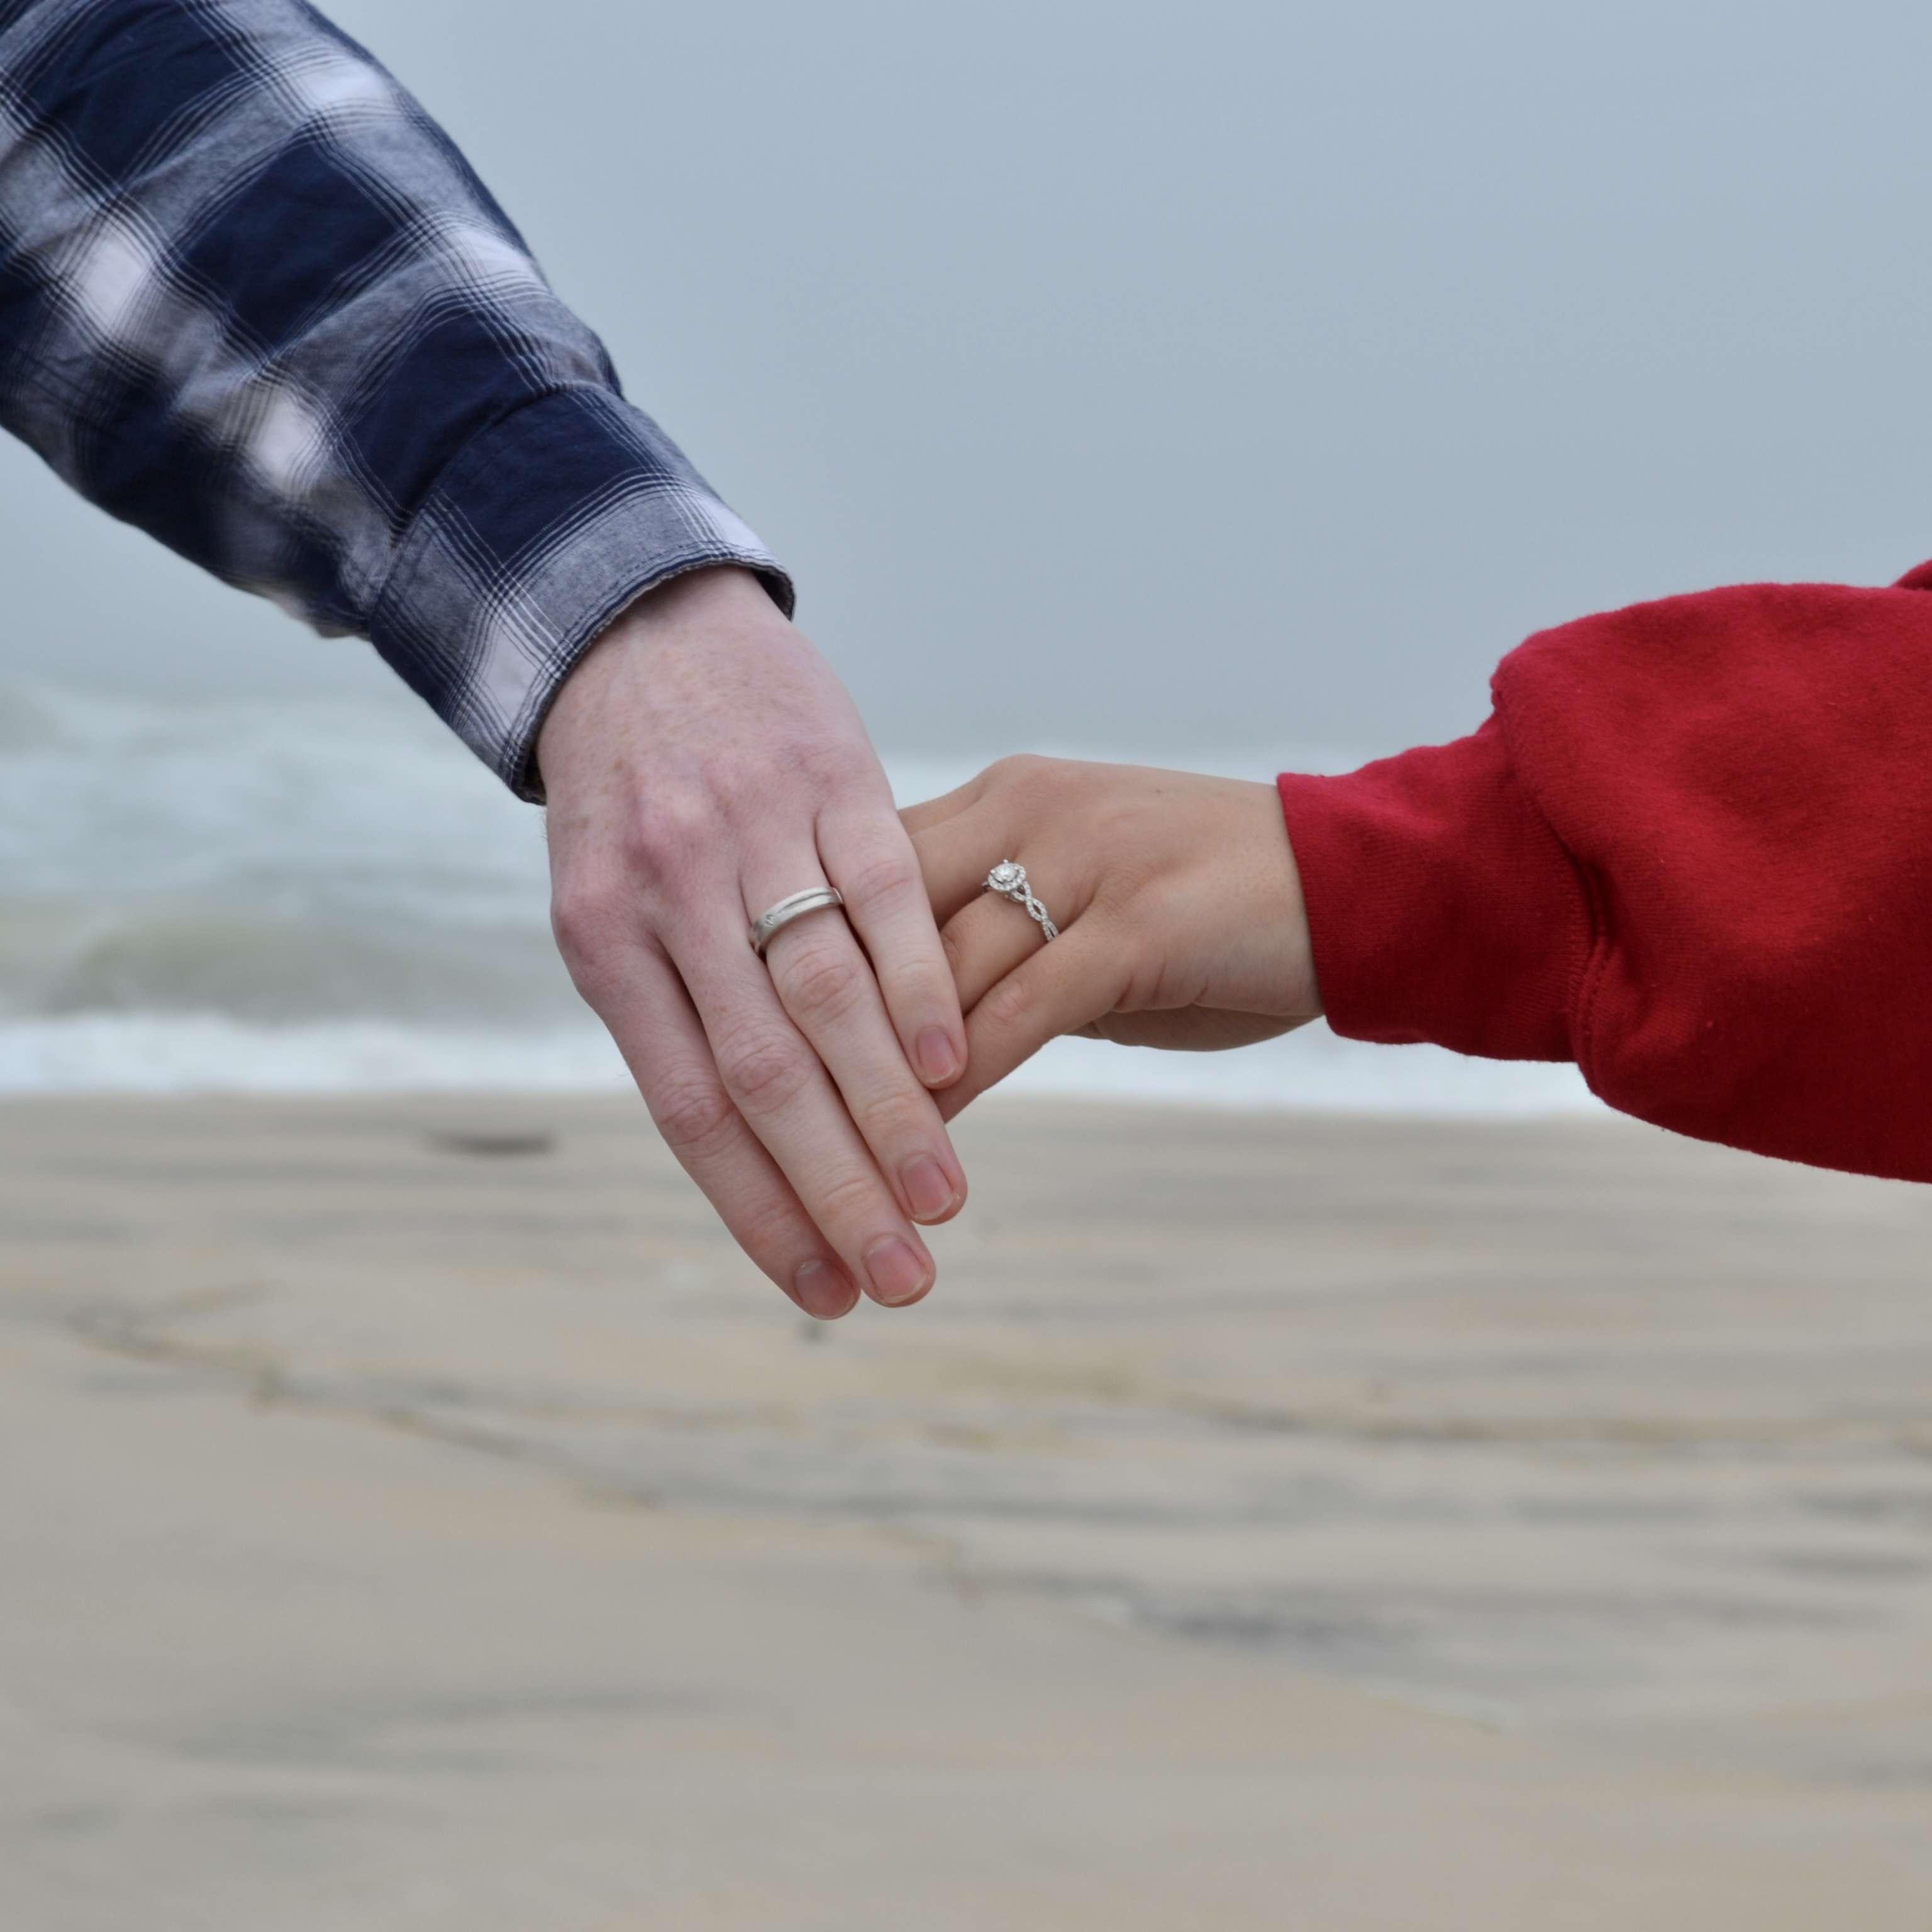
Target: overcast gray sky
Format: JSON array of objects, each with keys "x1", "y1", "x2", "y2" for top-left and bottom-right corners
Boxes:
[{"x1": 5, "y1": 0, "x2": 1931, "y2": 760}]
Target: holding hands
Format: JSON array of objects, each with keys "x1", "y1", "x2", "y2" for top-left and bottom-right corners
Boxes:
[
  {"x1": 544, "y1": 577, "x2": 1919, "y2": 1319},
  {"x1": 534, "y1": 573, "x2": 1318, "y2": 1326}
]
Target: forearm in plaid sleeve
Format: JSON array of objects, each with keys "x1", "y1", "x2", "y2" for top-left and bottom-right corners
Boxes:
[{"x1": 0, "y1": 0, "x2": 790, "y2": 796}]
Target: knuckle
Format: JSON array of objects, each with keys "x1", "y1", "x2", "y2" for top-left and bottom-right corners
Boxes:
[
  {"x1": 984, "y1": 751, "x2": 1045, "y2": 792},
  {"x1": 549, "y1": 878, "x2": 630, "y2": 984},
  {"x1": 777, "y1": 944, "x2": 869, "y2": 1028},
  {"x1": 735, "y1": 1197, "x2": 808, "y2": 1265},
  {"x1": 978, "y1": 969, "x2": 1036, "y2": 1034},
  {"x1": 985, "y1": 750, "x2": 1068, "y2": 802},
  {"x1": 618, "y1": 796, "x2": 713, "y2": 894},
  {"x1": 877, "y1": 955, "x2": 954, "y2": 1021},
  {"x1": 808, "y1": 1163, "x2": 886, "y2": 1233},
  {"x1": 838, "y1": 845, "x2": 918, "y2": 917},
  {"x1": 648, "y1": 1074, "x2": 738, "y2": 1160},
  {"x1": 716, "y1": 1026, "x2": 813, "y2": 1114},
  {"x1": 793, "y1": 738, "x2": 863, "y2": 795},
  {"x1": 1106, "y1": 850, "x2": 1161, "y2": 907},
  {"x1": 572, "y1": 777, "x2": 733, "y2": 902},
  {"x1": 854, "y1": 1087, "x2": 933, "y2": 1151}
]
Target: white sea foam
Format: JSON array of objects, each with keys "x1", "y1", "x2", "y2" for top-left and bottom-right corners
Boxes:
[
  {"x1": 0, "y1": 677, "x2": 1601, "y2": 1116},
  {"x1": 0, "y1": 1009, "x2": 1596, "y2": 1114}
]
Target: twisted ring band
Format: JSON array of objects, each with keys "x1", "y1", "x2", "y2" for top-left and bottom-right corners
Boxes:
[{"x1": 982, "y1": 860, "x2": 1058, "y2": 941}]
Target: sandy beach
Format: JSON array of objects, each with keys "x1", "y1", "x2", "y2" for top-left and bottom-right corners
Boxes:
[{"x1": 3, "y1": 1092, "x2": 1931, "y2": 1928}]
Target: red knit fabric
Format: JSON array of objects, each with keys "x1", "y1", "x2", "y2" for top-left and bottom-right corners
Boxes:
[{"x1": 1279, "y1": 572, "x2": 1932, "y2": 1183}]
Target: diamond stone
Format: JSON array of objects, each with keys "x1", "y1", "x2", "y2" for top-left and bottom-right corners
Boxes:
[{"x1": 989, "y1": 861, "x2": 1023, "y2": 891}]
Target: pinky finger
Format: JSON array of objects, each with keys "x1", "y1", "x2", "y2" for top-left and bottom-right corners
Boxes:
[
  {"x1": 936, "y1": 924, "x2": 1128, "y2": 1123},
  {"x1": 601, "y1": 947, "x2": 860, "y2": 1319}
]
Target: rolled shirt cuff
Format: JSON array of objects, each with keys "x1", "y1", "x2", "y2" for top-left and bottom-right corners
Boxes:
[
  {"x1": 1275, "y1": 717, "x2": 1591, "y2": 1063},
  {"x1": 369, "y1": 385, "x2": 794, "y2": 801}
]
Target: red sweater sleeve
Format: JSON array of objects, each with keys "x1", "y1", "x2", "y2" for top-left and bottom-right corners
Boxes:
[{"x1": 1277, "y1": 572, "x2": 1932, "y2": 1182}]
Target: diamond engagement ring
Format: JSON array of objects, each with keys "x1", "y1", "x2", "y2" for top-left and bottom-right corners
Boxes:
[
  {"x1": 750, "y1": 885, "x2": 846, "y2": 957},
  {"x1": 982, "y1": 860, "x2": 1058, "y2": 941}
]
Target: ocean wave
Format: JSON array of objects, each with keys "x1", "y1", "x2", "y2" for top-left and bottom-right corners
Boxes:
[
  {"x1": 0, "y1": 677, "x2": 1599, "y2": 1113},
  {"x1": 0, "y1": 899, "x2": 578, "y2": 1024},
  {"x1": 0, "y1": 1014, "x2": 629, "y2": 1094},
  {"x1": 0, "y1": 1008, "x2": 1602, "y2": 1116}
]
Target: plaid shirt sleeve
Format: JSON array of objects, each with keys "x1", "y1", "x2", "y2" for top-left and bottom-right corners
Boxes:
[{"x1": 0, "y1": 0, "x2": 792, "y2": 799}]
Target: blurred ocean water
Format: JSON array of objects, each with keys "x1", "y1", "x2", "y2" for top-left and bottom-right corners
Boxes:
[{"x1": 0, "y1": 677, "x2": 1596, "y2": 1114}]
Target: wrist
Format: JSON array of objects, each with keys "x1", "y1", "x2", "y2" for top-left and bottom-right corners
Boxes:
[
  {"x1": 1160, "y1": 774, "x2": 1320, "y2": 1023},
  {"x1": 1242, "y1": 777, "x2": 1322, "y2": 1021},
  {"x1": 534, "y1": 565, "x2": 786, "y2": 796},
  {"x1": 592, "y1": 562, "x2": 777, "y2": 644}
]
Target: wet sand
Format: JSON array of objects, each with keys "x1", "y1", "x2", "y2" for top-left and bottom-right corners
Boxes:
[{"x1": 3, "y1": 1093, "x2": 1931, "y2": 1928}]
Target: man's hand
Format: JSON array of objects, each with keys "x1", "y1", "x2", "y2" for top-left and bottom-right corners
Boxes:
[
  {"x1": 538, "y1": 568, "x2": 967, "y2": 1319},
  {"x1": 902, "y1": 756, "x2": 1323, "y2": 1116}
]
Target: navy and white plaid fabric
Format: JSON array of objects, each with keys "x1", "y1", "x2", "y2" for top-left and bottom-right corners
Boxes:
[{"x1": 0, "y1": 0, "x2": 791, "y2": 797}]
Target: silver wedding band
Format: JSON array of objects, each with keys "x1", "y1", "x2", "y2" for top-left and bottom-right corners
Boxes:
[
  {"x1": 750, "y1": 885, "x2": 846, "y2": 957},
  {"x1": 982, "y1": 860, "x2": 1058, "y2": 941}
]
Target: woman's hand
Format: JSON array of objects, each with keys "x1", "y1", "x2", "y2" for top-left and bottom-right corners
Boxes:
[{"x1": 902, "y1": 756, "x2": 1323, "y2": 1116}]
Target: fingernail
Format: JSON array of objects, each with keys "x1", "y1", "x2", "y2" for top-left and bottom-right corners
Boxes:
[
  {"x1": 901, "y1": 1154, "x2": 958, "y2": 1222},
  {"x1": 792, "y1": 1258, "x2": 855, "y2": 1320},
  {"x1": 916, "y1": 1027, "x2": 960, "y2": 1085},
  {"x1": 864, "y1": 1236, "x2": 932, "y2": 1307}
]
